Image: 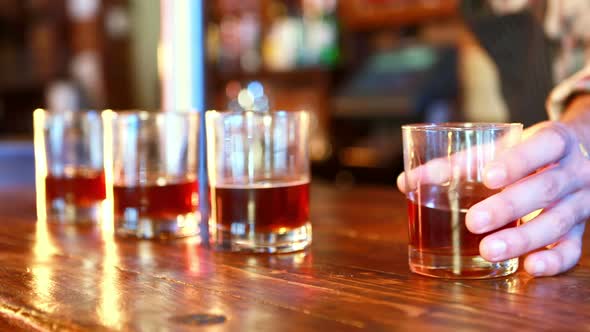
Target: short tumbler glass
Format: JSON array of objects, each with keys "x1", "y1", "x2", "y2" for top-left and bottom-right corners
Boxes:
[
  {"x1": 401, "y1": 122, "x2": 522, "y2": 279},
  {"x1": 106, "y1": 110, "x2": 200, "y2": 239},
  {"x1": 34, "y1": 109, "x2": 106, "y2": 224},
  {"x1": 206, "y1": 110, "x2": 311, "y2": 253}
]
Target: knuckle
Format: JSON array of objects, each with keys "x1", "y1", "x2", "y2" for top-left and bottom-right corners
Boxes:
[
  {"x1": 539, "y1": 174, "x2": 563, "y2": 205},
  {"x1": 544, "y1": 123, "x2": 576, "y2": 158},
  {"x1": 549, "y1": 212, "x2": 575, "y2": 237},
  {"x1": 497, "y1": 193, "x2": 518, "y2": 221},
  {"x1": 553, "y1": 249, "x2": 569, "y2": 274},
  {"x1": 552, "y1": 240, "x2": 582, "y2": 274},
  {"x1": 547, "y1": 251, "x2": 564, "y2": 275},
  {"x1": 514, "y1": 229, "x2": 533, "y2": 254},
  {"x1": 517, "y1": 153, "x2": 533, "y2": 175}
]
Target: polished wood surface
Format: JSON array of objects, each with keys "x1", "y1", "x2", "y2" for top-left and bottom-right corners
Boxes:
[{"x1": 1, "y1": 182, "x2": 590, "y2": 331}]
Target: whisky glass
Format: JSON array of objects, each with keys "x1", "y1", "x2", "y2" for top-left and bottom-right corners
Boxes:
[
  {"x1": 206, "y1": 110, "x2": 311, "y2": 253},
  {"x1": 34, "y1": 109, "x2": 106, "y2": 224},
  {"x1": 107, "y1": 110, "x2": 200, "y2": 239},
  {"x1": 402, "y1": 122, "x2": 522, "y2": 278}
]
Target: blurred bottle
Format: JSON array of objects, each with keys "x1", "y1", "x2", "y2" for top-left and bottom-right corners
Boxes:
[
  {"x1": 301, "y1": 0, "x2": 339, "y2": 67},
  {"x1": 209, "y1": 0, "x2": 261, "y2": 73},
  {"x1": 263, "y1": 16, "x2": 302, "y2": 71}
]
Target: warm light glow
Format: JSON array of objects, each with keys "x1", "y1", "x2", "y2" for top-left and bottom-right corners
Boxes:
[
  {"x1": 33, "y1": 109, "x2": 47, "y2": 223},
  {"x1": 33, "y1": 223, "x2": 58, "y2": 259},
  {"x1": 98, "y1": 233, "x2": 122, "y2": 329},
  {"x1": 138, "y1": 242, "x2": 155, "y2": 267},
  {"x1": 32, "y1": 222, "x2": 57, "y2": 306},
  {"x1": 206, "y1": 112, "x2": 218, "y2": 245},
  {"x1": 522, "y1": 209, "x2": 542, "y2": 223},
  {"x1": 238, "y1": 89, "x2": 254, "y2": 110},
  {"x1": 157, "y1": 42, "x2": 165, "y2": 84},
  {"x1": 98, "y1": 115, "x2": 121, "y2": 332},
  {"x1": 101, "y1": 110, "x2": 115, "y2": 236},
  {"x1": 292, "y1": 252, "x2": 308, "y2": 266},
  {"x1": 185, "y1": 236, "x2": 201, "y2": 275},
  {"x1": 32, "y1": 109, "x2": 60, "y2": 313},
  {"x1": 301, "y1": 110, "x2": 310, "y2": 129},
  {"x1": 31, "y1": 218, "x2": 58, "y2": 313},
  {"x1": 262, "y1": 114, "x2": 272, "y2": 127},
  {"x1": 30, "y1": 265, "x2": 54, "y2": 313},
  {"x1": 176, "y1": 212, "x2": 200, "y2": 236}
]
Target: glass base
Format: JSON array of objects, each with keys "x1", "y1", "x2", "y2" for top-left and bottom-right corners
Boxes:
[
  {"x1": 46, "y1": 199, "x2": 102, "y2": 224},
  {"x1": 215, "y1": 222, "x2": 312, "y2": 253},
  {"x1": 115, "y1": 211, "x2": 200, "y2": 240},
  {"x1": 409, "y1": 247, "x2": 518, "y2": 279}
]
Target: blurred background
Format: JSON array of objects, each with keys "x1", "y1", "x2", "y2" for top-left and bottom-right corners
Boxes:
[{"x1": 1, "y1": 0, "x2": 587, "y2": 186}]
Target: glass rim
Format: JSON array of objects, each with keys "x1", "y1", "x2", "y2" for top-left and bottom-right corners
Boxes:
[
  {"x1": 34, "y1": 108, "x2": 101, "y2": 115},
  {"x1": 108, "y1": 110, "x2": 199, "y2": 120},
  {"x1": 402, "y1": 122, "x2": 523, "y2": 132},
  {"x1": 206, "y1": 109, "x2": 309, "y2": 117}
]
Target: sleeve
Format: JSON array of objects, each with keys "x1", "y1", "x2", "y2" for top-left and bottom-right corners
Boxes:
[
  {"x1": 546, "y1": 65, "x2": 590, "y2": 121},
  {"x1": 546, "y1": 65, "x2": 590, "y2": 159}
]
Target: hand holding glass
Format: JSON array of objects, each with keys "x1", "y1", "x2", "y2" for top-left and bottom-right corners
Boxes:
[{"x1": 400, "y1": 123, "x2": 522, "y2": 278}]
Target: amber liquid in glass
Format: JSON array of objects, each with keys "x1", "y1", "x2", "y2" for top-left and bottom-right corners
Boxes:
[
  {"x1": 408, "y1": 184, "x2": 517, "y2": 256},
  {"x1": 408, "y1": 183, "x2": 517, "y2": 258},
  {"x1": 213, "y1": 181, "x2": 309, "y2": 233},
  {"x1": 113, "y1": 180, "x2": 199, "y2": 221},
  {"x1": 45, "y1": 168, "x2": 106, "y2": 206}
]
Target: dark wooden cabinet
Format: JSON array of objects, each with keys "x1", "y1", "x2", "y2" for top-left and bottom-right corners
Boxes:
[
  {"x1": 0, "y1": 0, "x2": 135, "y2": 137},
  {"x1": 0, "y1": 0, "x2": 62, "y2": 137}
]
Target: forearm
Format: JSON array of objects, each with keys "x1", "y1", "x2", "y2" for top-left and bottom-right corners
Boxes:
[{"x1": 561, "y1": 94, "x2": 590, "y2": 149}]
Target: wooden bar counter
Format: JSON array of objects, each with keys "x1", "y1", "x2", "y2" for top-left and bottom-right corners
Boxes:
[{"x1": 0, "y1": 181, "x2": 589, "y2": 331}]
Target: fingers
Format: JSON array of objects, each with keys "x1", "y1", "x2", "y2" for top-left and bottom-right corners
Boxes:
[
  {"x1": 397, "y1": 159, "x2": 452, "y2": 193},
  {"x1": 523, "y1": 222, "x2": 585, "y2": 277},
  {"x1": 398, "y1": 124, "x2": 523, "y2": 193},
  {"x1": 398, "y1": 143, "x2": 499, "y2": 193},
  {"x1": 477, "y1": 189, "x2": 590, "y2": 262},
  {"x1": 466, "y1": 163, "x2": 579, "y2": 234},
  {"x1": 484, "y1": 122, "x2": 576, "y2": 189}
]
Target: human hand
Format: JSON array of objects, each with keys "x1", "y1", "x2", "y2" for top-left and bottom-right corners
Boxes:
[{"x1": 466, "y1": 121, "x2": 590, "y2": 277}]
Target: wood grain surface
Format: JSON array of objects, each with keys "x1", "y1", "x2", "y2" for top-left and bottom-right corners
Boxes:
[{"x1": 0, "y1": 182, "x2": 589, "y2": 331}]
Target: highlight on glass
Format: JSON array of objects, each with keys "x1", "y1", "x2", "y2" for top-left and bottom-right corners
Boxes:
[
  {"x1": 105, "y1": 110, "x2": 200, "y2": 239},
  {"x1": 34, "y1": 109, "x2": 106, "y2": 224},
  {"x1": 401, "y1": 122, "x2": 523, "y2": 279},
  {"x1": 206, "y1": 110, "x2": 311, "y2": 253}
]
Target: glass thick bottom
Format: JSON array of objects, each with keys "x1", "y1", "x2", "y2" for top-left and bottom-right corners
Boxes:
[
  {"x1": 215, "y1": 222, "x2": 312, "y2": 253},
  {"x1": 115, "y1": 211, "x2": 200, "y2": 239},
  {"x1": 46, "y1": 198, "x2": 102, "y2": 224},
  {"x1": 409, "y1": 246, "x2": 518, "y2": 279}
]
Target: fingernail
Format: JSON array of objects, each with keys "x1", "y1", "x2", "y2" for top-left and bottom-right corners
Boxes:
[
  {"x1": 470, "y1": 211, "x2": 491, "y2": 233},
  {"x1": 484, "y1": 239, "x2": 507, "y2": 260},
  {"x1": 533, "y1": 260, "x2": 546, "y2": 276},
  {"x1": 485, "y1": 164, "x2": 507, "y2": 187}
]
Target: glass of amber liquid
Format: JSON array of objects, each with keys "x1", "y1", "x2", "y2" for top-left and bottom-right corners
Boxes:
[
  {"x1": 34, "y1": 109, "x2": 106, "y2": 223},
  {"x1": 206, "y1": 110, "x2": 311, "y2": 253},
  {"x1": 402, "y1": 123, "x2": 522, "y2": 279},
  {"x1": 107, "y1": 111, "x2": 200, "y2": 239}
]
